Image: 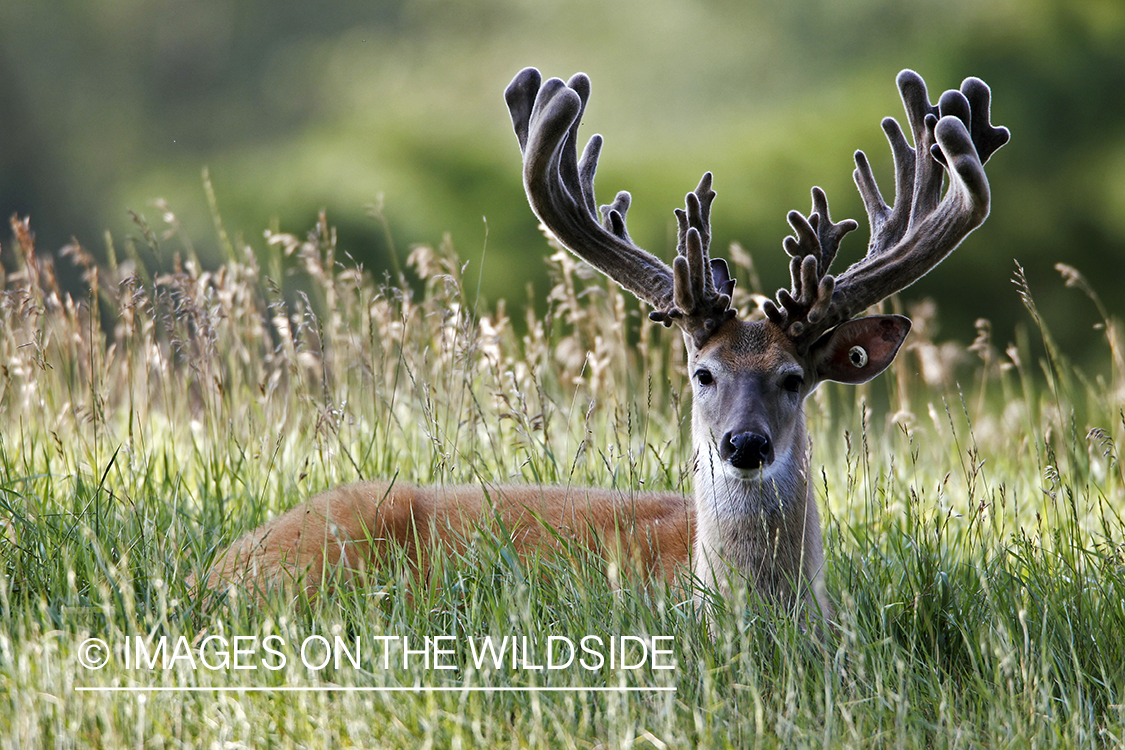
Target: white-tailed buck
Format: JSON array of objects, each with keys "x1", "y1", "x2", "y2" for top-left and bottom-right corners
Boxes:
[{"x1": 200, "y1": 68, "x2": 1008, "y2": 622}]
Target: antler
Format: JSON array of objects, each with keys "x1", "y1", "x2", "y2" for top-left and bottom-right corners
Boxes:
[
  {"x1": 505, "y1": 68, "x2": 735, "y2": 349},
  {"x1": 764, "y1": 69, "x2": 1010, "y2": 350}
]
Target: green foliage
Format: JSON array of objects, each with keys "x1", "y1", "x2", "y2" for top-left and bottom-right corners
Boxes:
[
  {"x1": 2, "y1": 208, "x2": 1125, "y2": 746},
  {"x1": 3, "y1": 0, "x2": 1125, "y2": 361}
]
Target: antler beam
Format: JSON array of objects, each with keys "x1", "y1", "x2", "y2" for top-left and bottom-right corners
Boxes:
[
  {"x1": 505, "y1": 68, "x2": 734, "y2": 349},
  {"x1": 767, "y1": 69, "x2": 1010, "y2": 350}
]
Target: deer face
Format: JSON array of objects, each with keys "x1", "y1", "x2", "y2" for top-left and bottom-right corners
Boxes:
[
  {"x1": 689, "y1": 320, "x2": 806, "y2": 481},
  {"x1": 688, "y1": 315, "x2": 911, "y2": 482}
]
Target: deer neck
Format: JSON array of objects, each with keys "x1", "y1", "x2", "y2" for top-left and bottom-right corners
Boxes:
[{"x1": 690, "y1": 408, "x2": 817, "y2": 602}]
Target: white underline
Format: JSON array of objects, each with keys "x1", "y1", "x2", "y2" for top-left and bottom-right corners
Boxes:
[{"x1": 76, "y1": 685, "x2": 676, "y2": 693}]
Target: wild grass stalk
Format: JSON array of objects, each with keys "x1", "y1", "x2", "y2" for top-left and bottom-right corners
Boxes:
[{"x1": 1, "y1": 207, "x2": 1123, "y2": 747}]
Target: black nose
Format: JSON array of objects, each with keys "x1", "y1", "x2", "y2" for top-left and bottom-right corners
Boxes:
[{"x1": 720, "y1": 431, "x2": 773, "y2": 470}]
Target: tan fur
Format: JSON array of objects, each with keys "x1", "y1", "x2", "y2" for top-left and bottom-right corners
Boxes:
[{"x1": 202, "y1": 480, "x2": 694, "y2": 599}]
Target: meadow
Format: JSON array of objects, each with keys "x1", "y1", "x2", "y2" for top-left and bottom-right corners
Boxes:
[{"x1": 1, "y1": 203, "x2": 1123, "y2": 748}]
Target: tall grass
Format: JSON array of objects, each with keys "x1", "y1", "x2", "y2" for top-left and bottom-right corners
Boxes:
[{"x1": 1, "y1": 207, "x2": 1123, "y2": 748}]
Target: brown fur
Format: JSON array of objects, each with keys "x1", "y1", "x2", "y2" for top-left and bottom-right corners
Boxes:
[{"x1": 201, "y1": 480, "x2": 694, "y2": 599}]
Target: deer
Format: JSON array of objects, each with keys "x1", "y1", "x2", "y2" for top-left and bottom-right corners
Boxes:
[{"x1": 198, "y1": 68, "x2": 1008, "y2": 626}]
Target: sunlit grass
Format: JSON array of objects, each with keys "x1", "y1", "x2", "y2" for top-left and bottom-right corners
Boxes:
[{"x1": 1, "y1": 208, "x2": 1123, "y2": 748}]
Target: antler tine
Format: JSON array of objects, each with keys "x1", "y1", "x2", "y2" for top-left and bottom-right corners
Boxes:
[
  {"x1": 653, "y1": 173, "x2": 736, "y2": 348},
  {"x1": 762, "y1": 187, "x2": 858, "y2": 346},
  {"x1": 852, "y1": 71, "x2": 942, "y2": 257},
  {"x1": 825, "y1": 70, "x2": 1009, "y2": 323},
  {"x1": 506, "y1": 68, "x2": 733, "y2": 348}
]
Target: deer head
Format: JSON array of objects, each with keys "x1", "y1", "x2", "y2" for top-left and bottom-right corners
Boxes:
[{"x1": 505, "y1": 68, "x2": 1008, "y2": 498}]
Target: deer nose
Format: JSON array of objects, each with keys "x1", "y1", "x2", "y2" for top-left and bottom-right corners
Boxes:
[{"x1": 721, "y1": 431, "x2": 773, "y2": 470}]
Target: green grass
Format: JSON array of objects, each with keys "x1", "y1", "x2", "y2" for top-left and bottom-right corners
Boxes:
[{"x1": 2, "y1": 210, "x2": 1124, "y2": 748}]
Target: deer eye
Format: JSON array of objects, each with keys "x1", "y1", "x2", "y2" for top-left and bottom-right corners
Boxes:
[
  {"x1": 694, "y1": 369, "x2": 714, "y2": 386},
  {"x1": 782, "y1": 374, "x2": 804, "y2": 393}
]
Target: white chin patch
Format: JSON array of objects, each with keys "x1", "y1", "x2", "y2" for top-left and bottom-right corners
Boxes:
[{"x1": 722, "y1": 464, "x2": 765, "y2": 482}]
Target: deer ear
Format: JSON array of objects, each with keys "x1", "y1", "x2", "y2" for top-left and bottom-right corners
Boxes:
[{"x1": 810, "y1": 315, "x2": 911, "y2": 385}]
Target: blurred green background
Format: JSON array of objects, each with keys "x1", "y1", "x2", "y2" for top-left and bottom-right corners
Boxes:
[{"x1": 1, "y1": 0, "x2": 1123, "y2": 359}]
